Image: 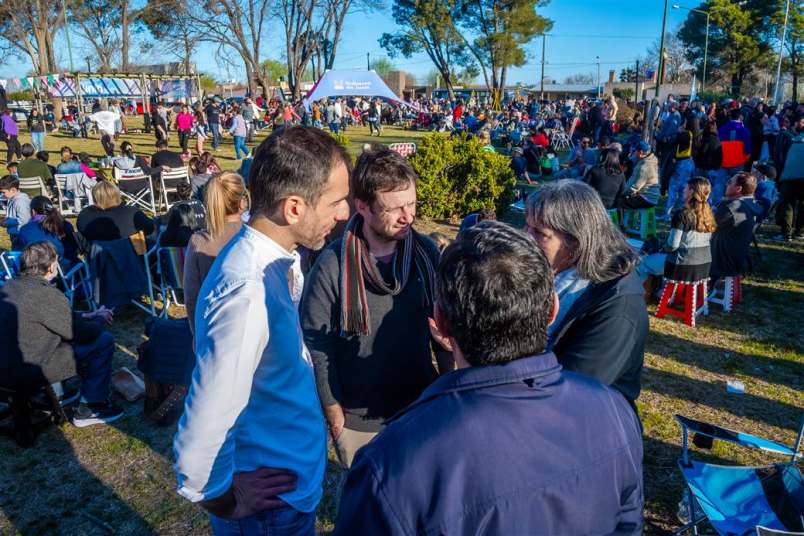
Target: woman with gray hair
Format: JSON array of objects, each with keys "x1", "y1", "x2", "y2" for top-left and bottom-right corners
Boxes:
[{"x1": 525, "y1": 180, "x2": 647, "y2": 410}]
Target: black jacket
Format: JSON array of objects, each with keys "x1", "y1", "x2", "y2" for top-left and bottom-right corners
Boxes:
[
  {"x1": 584, "y1": 165, "x2": 626, "y2": 209},
  {"x1": 694, "y1": 135, "x2": 723, "y2": 171},
  {"x1": 710, "y1": 196, "x2": 763, "y2": 279},
  {"x1": 549, "y1": 270, "x2": 647, "y2": 407},
  {"x1": 77, "y1": 204, "x2": 155, "y2": 243}
]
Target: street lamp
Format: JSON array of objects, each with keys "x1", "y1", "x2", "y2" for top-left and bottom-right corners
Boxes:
[{"x1": 672, "y1": 4, "x2": 710, "y2": 93}]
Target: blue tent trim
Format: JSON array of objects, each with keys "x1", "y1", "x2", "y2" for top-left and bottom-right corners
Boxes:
[{"x1": 304, "y1": 69, "x2": 408, "y2": 109}]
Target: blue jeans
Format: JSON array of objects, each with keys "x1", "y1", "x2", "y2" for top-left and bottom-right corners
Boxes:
[
  {"x1": 72, "y1": 331, "x2": 114, "y2": 404},
  {"x1": 233, "y1": 136, "x2": 248, "y2": 159},
  {"x1": 328, "y1": 122, "x2": 340, "y2": 135},
  {"x1": 210, "y1": 507, "x2": 316, "y2": 536},
  {"x1": 210, "y1": 123, "x2": 221, "y2": 149},
  {"x1": 31, "y1": 131, "x2": 45, "y2": 153}
]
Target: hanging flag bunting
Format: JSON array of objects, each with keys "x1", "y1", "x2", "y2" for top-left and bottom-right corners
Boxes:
[
  {"x1": 26, "y1": 77, "x2": 35, "y2": 87},
  {"x1": 48, "y1": 74, "x2": 57, "y2": 84},
  {"x1": 0, "y1": 79, "x2": 5, "y2": 89},
  {"x1": 13, "y1": 78, "x2": 21, "y2": 88},
  {"x1": 40, "y1": 76, "x2": 48, "y2": 86}
]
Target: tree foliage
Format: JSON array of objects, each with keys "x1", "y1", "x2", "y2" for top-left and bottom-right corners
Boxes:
[
  {"x1": 456, "y1": 0, "x2": 552, "y2": 107},
  {"x1": 409, "y1": 133, "x2": 516, "y2": 220},
  {"x1": 370, "y1": 57, "x2": 396, "y2": 78},
  {"x1": 380, "y1": 0, "x2": 475, "y2": 100},
  {"x1": 678, "y1": 0, "x2": 776, "y2": 96},
  {"x1": 563, "y1": 72, "x2": 594, "y2": 85},
  {"x1": 140, "y1": 0, "x2": 201, "y2": 74}
]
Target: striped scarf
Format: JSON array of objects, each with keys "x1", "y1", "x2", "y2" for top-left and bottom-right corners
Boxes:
[{"x1": 340, "y1": 213, "x2": 436, "y2": 336}]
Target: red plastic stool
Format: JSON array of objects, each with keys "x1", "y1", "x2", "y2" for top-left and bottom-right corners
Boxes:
[
  {"x1": 655, "y1": 279, "x2": 709, "y2": 327},
  {"x1": 707, "y1": 276, "x2": 742, "y2": 312}
]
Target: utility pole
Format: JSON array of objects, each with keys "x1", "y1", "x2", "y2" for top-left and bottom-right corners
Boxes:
[
  {"x1": 635, "y1": 59, "x2": 640, "y2": 103},
  {"x1": 367, "y1": 53, "x2": 371, "y2": 70},
  {"x1": 540, "y1": 34, "x2": 546, "y2": 100},
  {"x1": 773, "y1": 0, "x2": 791, "y2": 104},
  {"x1": 655, "y1": 0, "x2": 669, "y2": 100},
  {"x1": 596, "y1": 56, "x2": 601, "y2": 99},
  {"x1": 60, "y1": 0, "x2": 75, "y2": 72}
]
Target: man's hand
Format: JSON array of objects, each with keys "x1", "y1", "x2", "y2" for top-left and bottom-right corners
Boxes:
[
  {"x1": 201, "y1": 467, "x2": 297, "y2": 520},
  {"x1": 82, "y1": 305, "x2": 114, "y2": 325},
  {"x1": 324, "y1": 403, "x2": 345, "y2": 441}
]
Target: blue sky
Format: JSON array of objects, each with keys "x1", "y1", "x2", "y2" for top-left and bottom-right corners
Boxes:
[{"x1": 0, "y1": 1, "x2": 695, "y2": 86}]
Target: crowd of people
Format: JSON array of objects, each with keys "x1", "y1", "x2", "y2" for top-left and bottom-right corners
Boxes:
[{"x1": 0, "y1": 82, "x2": 801, "y2": 533}]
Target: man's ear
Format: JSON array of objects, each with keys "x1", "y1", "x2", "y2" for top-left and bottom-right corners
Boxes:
[
  {"x1": 279, "y1": 195, "x2": 305, "y2": 226},
  {"x1": 547, "y1": 291, "x2": 560, "y2": 327},
  {"x1": 428, "y1": 303, "x2": 453, "y2": 353}
]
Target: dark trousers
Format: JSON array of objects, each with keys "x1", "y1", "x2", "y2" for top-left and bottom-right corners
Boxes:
[
  {"x1": 618, "y1": 194, "x2": 656, "y2": 209},
  {"x1": 776, "y1": 179, "x2": 804, "y2": 237},
  {"x1": 657, "y1": 140, "x2": 675, "y2": 195},
  {"x1": 73, "y1": 331, "x2": 114, "y2": 404},
  {"x1": 100, "y1": 134, "x2": 115, "y2": 157},
  {"x1": 5, "y1": 134, "x2": 21, "y2": 161},
  {"x1": 178, "y1": 129, "x2": 191, "y2": 152},
  {"x1": 209, "y1": 123, "x2": 221, "y2": 149}
]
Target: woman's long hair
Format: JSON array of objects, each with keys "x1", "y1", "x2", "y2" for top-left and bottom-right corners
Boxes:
[
  {"x1": 204, "y1": 171, "x2": 248, "y2": 238},
  {"x1": 30, "y1": 195, "x2": 66, "y2": 238},
  {"x1": 120, "y1": 141, "x2": 135, "y2": 160},
  {"x1": 683, "y1": 177, "x2": 717, "y2": 233},
  {"x1": 526, "y1": 180, "x2": 638, "y2": 283},
  {"x1": 600, "y1": 148, "x2": 622, "y2": 175}
]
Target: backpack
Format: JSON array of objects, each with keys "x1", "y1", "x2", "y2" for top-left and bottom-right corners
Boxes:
[{"x1": 136, "y1": 317, "x2": 195, "y2": 426}]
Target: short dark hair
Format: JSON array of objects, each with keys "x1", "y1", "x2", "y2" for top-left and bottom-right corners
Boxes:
[
  {"x1": 731, "y1": 171, "x2": 757, "y2": 195},
  {"x1": 352, "y1": 147, "x2": 417, "y2": 204},
  {"x1": 36, "y1": 151, "x2": 49, "y2": 162},
  {"x1": 20, "y1": 241, "x2": 58, "y2": 276},
  {"x1": 248, "y1": 126, "x2": 351, "y2": 215},
  {"x1": 436, "y1": 221, "x2": 554, "y2": 366},
  {"x1": 0, "y1": 175, "x2": 20, "y2": 190},
  {"x1": 21, "y1": 143, "x2": 35, "y2": 158}
]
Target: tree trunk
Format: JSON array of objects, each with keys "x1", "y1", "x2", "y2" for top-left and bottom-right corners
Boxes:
[{"x1": 121, "y1": 0, "x2": 130, "y2": 71}]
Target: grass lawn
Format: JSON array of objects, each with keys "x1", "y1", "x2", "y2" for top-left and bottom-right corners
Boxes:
[{"x1": 0, "y1": 123, "x2": 802, "y2": 535}]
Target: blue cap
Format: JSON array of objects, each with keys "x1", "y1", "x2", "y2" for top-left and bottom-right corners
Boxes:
[{"x1": 636, "y1": 141, "x2": 651, "y2": 153}]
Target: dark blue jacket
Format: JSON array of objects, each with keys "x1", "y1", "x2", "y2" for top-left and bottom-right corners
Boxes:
[{"x1": 334, "y1": 353, "x2": 644, "y2": 536}]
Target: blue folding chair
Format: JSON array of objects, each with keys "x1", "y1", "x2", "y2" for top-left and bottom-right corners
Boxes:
[
  {"x1": 0, "y1": 251, "x2": 22, "y2": 284},
  {"x1": 58, "y1": 260, "x2": 97, "y2": 312},
  {"x1": 675, "y1": 414, "x2": 804, "y2": 535}
]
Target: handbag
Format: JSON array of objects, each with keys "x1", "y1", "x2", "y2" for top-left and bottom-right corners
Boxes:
[{"x1": 137, "y1": 317, "x2": 195, "y2": 426}]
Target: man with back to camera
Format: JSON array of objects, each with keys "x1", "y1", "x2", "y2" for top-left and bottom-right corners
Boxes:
[
  {"x1": 334, "y1": 221, "x2": 644, "y2": 535},
  {"x1": 173, "y1": 126, "x2": 352, "y2": 535}
]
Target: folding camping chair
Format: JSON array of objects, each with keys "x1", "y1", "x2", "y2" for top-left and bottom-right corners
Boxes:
[
  {"x1": 54, "y1": 173, "x2": 92, "y2": 215},
  {"x1": 158, "y1": 167, "x2": 190, "y2": 211},
  {"x1": 0, "y1": 251, "x2": 21, "y2": 284},
  {"x1": 551, "y1": 124, "x2": 573, "y2": 152},
  {"x1": 58, "y1": 260, "x2": 96, "y2": 312},
  {"x1": 675, "y1": 414, "x2": 804, "y2": 535},
  {"x1": 18, "y1": 176, "x2": 48, "y2": 198},
  {"x1": 144, "y1": 234, "x2": 186, "y2": 317},
  {"x1": 115, "y1": 167, "x2": 157, "y2": 214}
]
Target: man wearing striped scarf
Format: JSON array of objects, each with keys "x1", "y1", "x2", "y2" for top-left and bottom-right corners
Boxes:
[{"x1": 301, "y1": 147, "x2": 443, "y2": 470}]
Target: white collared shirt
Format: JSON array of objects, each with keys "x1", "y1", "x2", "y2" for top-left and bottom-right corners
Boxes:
[{"x1": 174, "y1": 225, "x2": 326, "y2": 513}]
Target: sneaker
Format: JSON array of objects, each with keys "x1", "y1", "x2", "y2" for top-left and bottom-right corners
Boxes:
[
  {"x1": 72, "y1": 403, "x2": 124, "y2": 428},
  {"x1": 772, "y1": 234, "x2": 792, "y2": 242},
  {"x1": 794, "y1": 232, "x2": 804, "y2": 240}
]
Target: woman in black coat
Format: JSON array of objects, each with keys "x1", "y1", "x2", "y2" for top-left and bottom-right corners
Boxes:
[
  {"x1": 524, "y1": 180, "x2": 647, "y2": 410},
  {"x1": 583, "y1": 148, "x2": 626, "y2": 209}
]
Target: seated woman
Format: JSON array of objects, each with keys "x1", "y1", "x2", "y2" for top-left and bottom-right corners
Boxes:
[
  {"x1": 55, "y1": 147, "x2": 83, "y2": 174},
  {"x1": 637, "y1": 177, "x2": 715, "y2": 284},
  {"x1": 77, "y1": 152, "x2": 98, "y2": 179},
  {"x1": 0, "y1": 241, "x2": 122, "y2": 431},
  {"x1": 160, "y1": 199, "x2": 206, "y2": 248},
  {"x1": 17, "y1": 196, "x2": 80, "y2": 270},
  {"x1": 189, "y1": 151, "x2": 221, "y2": 200},
  {"x1": 183, "y1": 172, "x2": 247, "y2": 336},
  {"x1": 112, "y1": 141, "x2": 150, "y2": 172},
  {"x1": 583, "y1": 148, "x2": 626, "y2": 209},
  {"x1": 525, "y1": 180, "x2": 647, "y2": 410},
  {"x1": 77, "y1": 181, "x2": 155, "y2": 243}
]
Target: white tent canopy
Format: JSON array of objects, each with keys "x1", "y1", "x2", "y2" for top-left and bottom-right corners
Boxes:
[{"x1": 303, "y1": 69, "x2": 408, "y2": 109}]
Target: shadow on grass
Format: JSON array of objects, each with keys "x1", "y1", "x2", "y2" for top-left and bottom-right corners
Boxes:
[
  {"x1": 0, "y1": 425, "x2": 155, "y2": 535},
  {"x1": 647, "y1": 330, "x2": 803, "y2": 384},
  {"x1": 642, "y1": 367, "x2": 801, "y2": 432}
]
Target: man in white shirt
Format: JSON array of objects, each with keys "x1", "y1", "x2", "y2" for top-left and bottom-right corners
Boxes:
[
  {"x1": 89, "y1": 103, "x2": 121, "y2": 157},
  {"x1": 174, "y1": 126, "x2": 351, "y2": 535}
]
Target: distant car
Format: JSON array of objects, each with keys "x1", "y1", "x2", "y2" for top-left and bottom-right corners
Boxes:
[{"x1": 10, "y1": 107, "x2": 28, "y2": 122}]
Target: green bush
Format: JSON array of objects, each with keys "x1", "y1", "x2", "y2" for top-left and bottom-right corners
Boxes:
[{"x1": 409, "y1": 133, "x2": 516, "y2": 221}]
